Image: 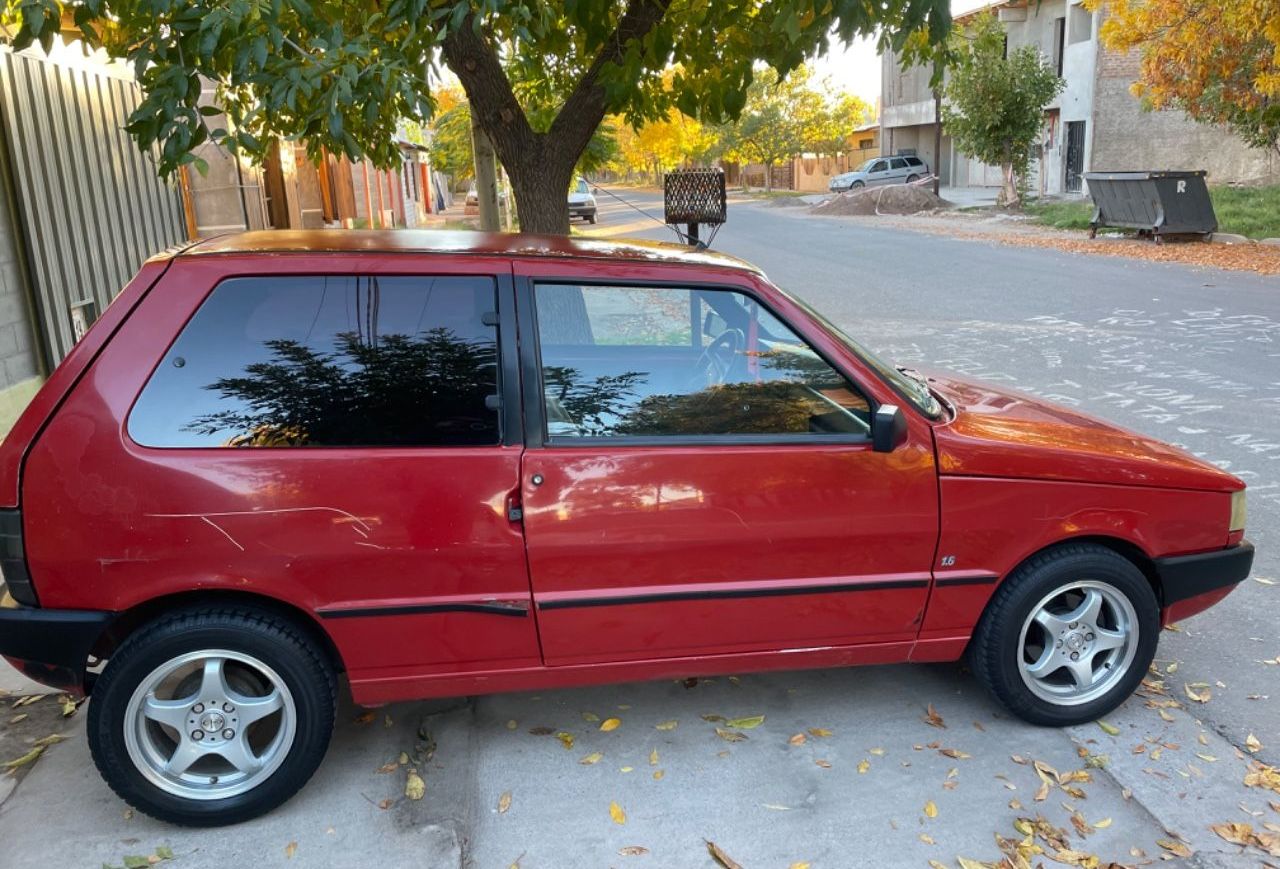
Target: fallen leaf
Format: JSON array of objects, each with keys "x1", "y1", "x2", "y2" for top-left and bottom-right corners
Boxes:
[
  {"x1": 705, "y1": 840, "x2": 743, "y2": 869},
  {"x1": 1185, "y1": 683, "x2": 1211, "y2": 703},
  {"x1": 506, "y1": 719, "x2": 518, "y2": 730},
  {"x1": 1247, "y1": 734, "x2": 1263, "y2": 753},
  {"x1": 1011, "y1": 754, "x2": 1029, "y2": 765},
  {"x1": 354, "y1": 710, "x2": 375, "y2": 725},
  {"x1": 1210, "y1": 822, "x2": 1252, "y2": 845},
  {"x1": 405, "y1": 769, "x2": 425, "y2": 800},
  {"x1": 815, "y1": 759, "x2": 831, "y2": 768},
  {"x1": 377, "y1": 798, "x2": 393, "y2": 810},
  {"x1": 376, "y1": 761, "x2": 399, "y2": 774},
  {"x1": 581, "y1": 712, "x2": 600, "y2": 723},
  {"x1": 649, "y1": 748, "x2": 659, "y2": 766},
  {"x1": 1097, "y1": 720, "x2": 1120, "y2": 736},
  {"x1": 653, "y1": 770, "x2": 664, "y2": 780},
  {"x1": 1034, "y1": 780, "x2": 1050, "y2": 802},
  {"x1": 928, "y1": 862, "x2": 948, "y2": 869},
  {"x1": 715, "y1": 727, "x2": 747, "y2": 743},
  {"x1": 1094, "y1": 817, "x2": 1112, "y2": 828},
  {"x1": 808, "y1": 727, "x2": 832, "y2": 738},
  {"x1": 1156, "y1": 838, "x2": 1192, "y2": 857},
  {"x1": 498, "y1": 791, "x2": 511, "y2": 813},
  {"x1": 725, "y1": 715, "x2": 765, "y2": 730},
  {"x1": 923, "y1": 800, "x2": 938, "y2": 818},
  {"x1": 600, "y1": 718, "x2": 621, "y2": 732},
  {"x1": 923, "y1": 704, "x2": 946, "y2": 728},
  {"x1": 556, "y1": 731, "x2": 575, "y2": 750},
  {"x1": 8, "y1": 713, "x2": 25, "y2": 724},
  {"x1": 527, "y1": 726, "x2": 554, "y2": 736},
  {"x1": 284, "y1": 842, "x2": 298, "y2": 859},
  {"x1": 2, "y1": 745, "x2": 45, "y2": 770},
  {"x1": 919, "y1": 833, "x2": 935, "y2": 844},
  {"x1": 788, "y1": 863, "x2": 811, "y2": 869},
  {"x1": 59, "y1": 696, "x2": 76, "y2": 717},
  {"x1": 1196, "y1": 752, "x2": 1217, "y2": 762},
  {"x1": 1255, "y1": 576, "x2": 1276, "y2": 585},
  {"x1": 618, "y1": 846, "x2": 649, "y2": 856},
  {"x1": 580, "y1": 752, "x2": 603, "y2": 765},
  {"x1": 620, "y1": 766, "x2": 633, "y2": 773},
  {"x1": 857, "y1": 759, "x2": 870, "y2": 774},
  {"x1": 701, "y1": 714, "x2": 724, "y2": 723},
  {"x1": 609, "y1": 801, "x2": 626, "y2": 825},
  {"x1": 655, "y1": 720, "x2": 678, "y2": 731},
  {"x1": 384, "y1": 714, "x2": 393, "y2": 728},
  {"x1": 870, "y1": 747, "x2": 885, "y2": 756},
  {"x1": 939, "y1": 748, "x2": 971, "y2": 759},
  {"x1": 788, "y1": 733, "x2": 807, "y2": 746}
]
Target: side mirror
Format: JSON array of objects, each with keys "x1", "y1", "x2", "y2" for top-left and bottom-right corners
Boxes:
[{"x1": 872, "y1": 404, "x2": 907, "y2": 453}]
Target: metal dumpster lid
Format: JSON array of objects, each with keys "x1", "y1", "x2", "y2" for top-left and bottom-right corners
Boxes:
[{"x1": 1082, "y1": 170, "x2": 1208, "y2": 180}]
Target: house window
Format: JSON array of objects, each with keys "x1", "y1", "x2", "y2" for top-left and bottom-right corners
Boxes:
[
  {"x1": 1052, "y1": 17, "x2": 1066, "y2": 76},
  {"x1": 1068, "y1": 5, "x2": 1092, "y2": 44}
]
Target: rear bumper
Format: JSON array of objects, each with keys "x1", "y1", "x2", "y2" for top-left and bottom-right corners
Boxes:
[
  {"x1": 1154, "y1": 540, "x2": 1254, "y2": 606},
  {"x1": 0, "y1": 592, "x2": 112, "y2": 693}
]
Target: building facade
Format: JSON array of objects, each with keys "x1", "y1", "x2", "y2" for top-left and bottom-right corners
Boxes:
[{"x1": 881, "y1": 0, "x2": 1276, "y2": 195}]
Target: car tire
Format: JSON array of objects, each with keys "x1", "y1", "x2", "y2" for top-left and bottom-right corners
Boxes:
[
  {"x1": 88, "y1": 606, "x2": 336, "y2": 826},
  {"x1": 588, "y1": 214, "x2": 597, "y2": 224},
  {"x1": 851, "y1": 181, "x2": 865, "y2": 189},
  {"x1": 968, "y1": 543, "x2": 1159, "y2": 727},
  {"x1": 906, "y1": 174, "x2": 920, "y2": 183}
]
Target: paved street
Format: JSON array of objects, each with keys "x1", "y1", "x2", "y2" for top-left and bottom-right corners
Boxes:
[{"x1": 2, "y1": 193, "x2": 1278, "y2": 868}]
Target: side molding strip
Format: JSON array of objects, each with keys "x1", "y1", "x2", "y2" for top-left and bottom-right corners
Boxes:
[
  {"x1": 538, "y1": 579, "x2": 930, "y2": 611},
  {"x1": 933, "y1": 574, "x2": 999, "y2": 588},
  {"x1": 318, "y1": 602, "x2": 529, "y2": 619}
]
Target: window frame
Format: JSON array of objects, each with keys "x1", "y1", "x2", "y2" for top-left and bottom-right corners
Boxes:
[
  {"x1": 518, "y1": 277, "x2": 879, "y2": 449},
  {"x1": 125, "y1": 269, "x2": 521, "y2": 450}
]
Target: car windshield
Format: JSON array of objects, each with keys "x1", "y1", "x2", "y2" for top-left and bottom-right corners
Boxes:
[
  {"x1": 573, "y1": 179, "x2": 589, "y2": 194},
  {"x1": 856, "y1": 158, "x2": 879, "y2": 172},
  {"x1": 772, "y1": 285, "x2": 944, "y2": 419}
]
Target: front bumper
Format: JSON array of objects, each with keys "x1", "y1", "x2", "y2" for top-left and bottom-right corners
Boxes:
[
  {"x1": 0, "y1": 590, "x2": 112, "y2": 693},
  {"x1": 1154, "y1": 540, "x2": 1254, "y2": 605},
  {"x1": 569, "y1": 206, "x2": 596, "y2": 218}
]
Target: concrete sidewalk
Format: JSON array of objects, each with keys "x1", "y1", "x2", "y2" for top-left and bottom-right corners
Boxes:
[{"x1": 1, "y1": 659, "x2": 1272, "y2": 868}]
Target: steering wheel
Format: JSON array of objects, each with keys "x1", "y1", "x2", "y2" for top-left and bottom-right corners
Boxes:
[{"x1": 693, "y1": 328, "x2": 745, "y2": 386}]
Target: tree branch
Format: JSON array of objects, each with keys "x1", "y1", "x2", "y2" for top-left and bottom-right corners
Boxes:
[
  {"x1": 440, "y1": 14, "x2": 537, "y2": 165},
  {"x1": 547, "y1": 0, "x2": 670, "y2": 164}
]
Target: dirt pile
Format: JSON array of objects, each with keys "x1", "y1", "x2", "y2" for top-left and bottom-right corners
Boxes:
[{"x1": 811, "y1": 184, "x2": 950, "y2": 216}]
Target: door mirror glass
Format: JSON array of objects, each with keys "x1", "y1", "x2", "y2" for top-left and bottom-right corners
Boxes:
[{"x1": 872, "y1": 404, "x2": 907, "y2": 453}]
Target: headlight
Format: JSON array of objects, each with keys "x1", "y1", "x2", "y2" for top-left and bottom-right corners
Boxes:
[{"x1": 1230, "y1": 489, "x2": 1247, "y2": 532}]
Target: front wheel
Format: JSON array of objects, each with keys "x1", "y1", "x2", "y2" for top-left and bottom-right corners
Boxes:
[
  {"x1": 968, "y1": 543, "x2": 1159, "y2": 726},
  {"x1": 851, "y1": 180, "x2": 865, "y2": 189},
  {"x1": 88, "y1": 607, "x2": 336, "y2": 826}
]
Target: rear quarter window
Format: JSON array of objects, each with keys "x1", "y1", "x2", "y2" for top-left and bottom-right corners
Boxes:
[{"x1": 128, "y1": 275, "x2": 500, "y2": 447}]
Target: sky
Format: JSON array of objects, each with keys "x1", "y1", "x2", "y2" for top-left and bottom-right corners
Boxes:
[{"x1": 809, "y1": 0, "x2": 991, "y2": 107}]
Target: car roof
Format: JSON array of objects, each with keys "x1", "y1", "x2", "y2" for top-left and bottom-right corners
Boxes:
[{"x1": 167, "y1": 230, "x2": 762, "y2": 274}]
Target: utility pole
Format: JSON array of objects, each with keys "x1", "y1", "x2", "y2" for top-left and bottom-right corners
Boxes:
[
  {"x1": 932, "y1": 59, "x2": 943, "y2": 197},
  {"x1": 471, "y1": 113, "x2": 501, "y2": 231}
]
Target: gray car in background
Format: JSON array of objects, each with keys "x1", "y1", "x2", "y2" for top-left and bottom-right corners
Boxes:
[{"x1": 829, "y1": 155, "x2": 929, "y2": 192}]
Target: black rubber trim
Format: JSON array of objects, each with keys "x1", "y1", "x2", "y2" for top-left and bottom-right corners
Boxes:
[
  {"x1": 0, "y1": 509, "x2": 36, "y2": 607},
  {"x1": 317, "y1": 602, "x2": 529, "y2": 619},
  {"x1": 538, "y1": 579, "x2": 929, "y2": 610},
  {"x1": 0, "y1": 605, "x2": 113, "y2": 688},
  {"x1": 1154, "y1": 540, "x2": 1254, "y2": 605},
  {"x1": 934, "y1": 574, "x2": 999, "y2": 588}
]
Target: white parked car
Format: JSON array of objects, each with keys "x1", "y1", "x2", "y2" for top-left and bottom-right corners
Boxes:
[
  {"x1": 829, "y1": 155, "x2": 929, "y2": 192},
  {"x1": 568, "y1": 178, "x2": 598, "y2": 223}
]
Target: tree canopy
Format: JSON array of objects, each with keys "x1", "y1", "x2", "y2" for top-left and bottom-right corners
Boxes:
[
  {"x1": 940, "y1": 11, "x2": 1063, "y2": 207},
  {"x1": 1087, "y1": 0, "x2": 1280, "y2": 157},
  {"x1": 5, "y1": 0, "x2": 949, "y2": 232}
]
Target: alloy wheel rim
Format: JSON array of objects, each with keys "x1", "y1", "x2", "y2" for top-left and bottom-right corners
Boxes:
[
  {"x1": 123, "y1": 649, "x2": 296, "y2": 800},
  {"x1": 1017, "y1": 580, "x2": 1138, "y2": 706}
]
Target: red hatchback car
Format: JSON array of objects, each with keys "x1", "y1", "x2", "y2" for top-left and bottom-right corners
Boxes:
[{"x1": 0, "y1": 231, "x2": 1253, "y2": 825}]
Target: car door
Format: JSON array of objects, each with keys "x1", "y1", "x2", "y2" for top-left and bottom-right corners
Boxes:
[
  {"x1": 866, "y1": 159, "x2": 891, "y2": 186},
  {"x1": 27, "y1": 254, "x2": 544, "y2": 694},
  {"x1": 513, "y1": 261, "x2": 940, "y2": 666},
  {"x1": 888, "y1": 157, "x2": 909, "y2": 183}
]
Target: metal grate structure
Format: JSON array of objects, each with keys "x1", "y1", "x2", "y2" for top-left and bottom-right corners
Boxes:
[{"x1": 663, "y1": 169, "x2": 726, "y2": 226}]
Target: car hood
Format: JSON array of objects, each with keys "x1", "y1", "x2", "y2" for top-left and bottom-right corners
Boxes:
[{"x1": 926, "y1": 372, "x2": 1242, "y2": 492}]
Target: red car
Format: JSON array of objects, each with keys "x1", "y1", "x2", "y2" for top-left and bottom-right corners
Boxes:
[{"x1": 0, "y1": 232, "x2": 1252, "y2": 825}]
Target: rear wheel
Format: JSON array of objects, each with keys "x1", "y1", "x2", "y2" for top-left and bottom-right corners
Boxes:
[
  {"x1": 88, "y1": 607, "x2": 336, "y2": 826},
  {"x1": 906, "y1": 173, "x2": 920, "y2": 183},
  {"x1": 969, "y1": 544, "x2": 1158, "y2": 726}
]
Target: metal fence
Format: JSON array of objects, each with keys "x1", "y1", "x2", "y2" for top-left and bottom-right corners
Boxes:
[{"x1": 0, "y1": 44, "x2": 187, "y2": 365}]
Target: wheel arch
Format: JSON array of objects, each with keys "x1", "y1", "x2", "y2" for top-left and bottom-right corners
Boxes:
[
  {"x1": 91, "y1": 590, "x2": 346, "y2": 682},
  {"x1": 1009, "y1": 535, "x2": 1163, "y2": 606}
]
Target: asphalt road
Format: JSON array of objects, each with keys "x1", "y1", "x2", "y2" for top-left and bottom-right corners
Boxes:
[{"x1": 2, "y1": 192, "x2": 1277, "y2": 868}]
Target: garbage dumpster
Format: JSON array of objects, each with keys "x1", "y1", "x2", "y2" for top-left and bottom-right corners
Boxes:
[{"x1": 1082, "y1": 170, "x2": 1217, "y2": 241}]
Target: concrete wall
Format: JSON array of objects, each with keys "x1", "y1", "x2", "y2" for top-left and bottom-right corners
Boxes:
[
  {"x1": 0, "y1": 152, "x2": 43, "y2": 436},
  {"x1": 1089, "y1": 26, "x2": 1278, "y2": 183}
]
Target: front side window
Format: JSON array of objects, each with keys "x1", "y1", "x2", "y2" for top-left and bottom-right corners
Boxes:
[
  {"x1": 130, "y1": 275, "x2": 500, "y2": 447},
  {"x1": 534, "y1": 284, "x2": 871, "y2": 440},
  {"x1": 869, "y1": 160, "x2": 888, "y2": 173}
]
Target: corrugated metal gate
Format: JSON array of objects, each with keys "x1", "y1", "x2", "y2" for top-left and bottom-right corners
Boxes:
[{"x1": 0, "y1": 44, "x2": 187, "y2": 366}]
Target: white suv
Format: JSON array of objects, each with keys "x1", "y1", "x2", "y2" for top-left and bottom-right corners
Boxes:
[{"x1": 829, "y1": 155, "x2": 929, "y2": 192}]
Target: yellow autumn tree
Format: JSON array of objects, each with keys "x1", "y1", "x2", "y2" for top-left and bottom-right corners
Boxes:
[{"x1": 1088, "y1": 0, "x2": 1280, "y2": 155}]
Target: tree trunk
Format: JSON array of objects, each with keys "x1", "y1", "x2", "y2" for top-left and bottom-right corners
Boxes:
[
  {"x1": 508, "y1": 157, "x2": 576, "y2": 235},
  {"x1": 471, "y1": 115, "x2": 501, "y2": 231},
  {"x1": 764, "y1": 161, "x2": 773, "y2": 192},
  {"x1": 998, "y1": 162, "x2": 1019, "y2": 208}
]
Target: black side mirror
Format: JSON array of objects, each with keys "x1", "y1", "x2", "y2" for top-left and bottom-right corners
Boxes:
[{"x1": 872, "y1": 404, "x2": 907, "y2": 453}]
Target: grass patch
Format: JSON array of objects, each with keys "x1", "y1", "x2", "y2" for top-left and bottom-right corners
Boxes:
[
  {"x1": 1023, "y1": 185, "x2": 1280, "y2": 238},
  {"x1": 1210, "y1": 185, "x2": 1280, "y2": 239},
  {"x1": 1022, "y1": 198, "x2": 1094, "y2": 230}
]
